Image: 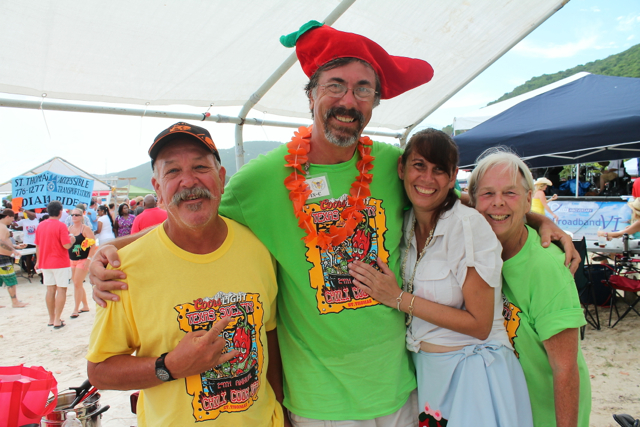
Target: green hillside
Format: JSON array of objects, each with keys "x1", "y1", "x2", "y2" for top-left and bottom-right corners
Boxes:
[
  {"x1": 489, "y1": 43, "x2": 640, "y2": 105},
  {"x1": 103, "y1": 140, "x2": 282, "y2": 188}
]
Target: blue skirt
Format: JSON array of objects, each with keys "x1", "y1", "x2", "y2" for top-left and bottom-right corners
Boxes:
[{"x1": 412, "y1": 342, "x2": 533, "y2": 427}]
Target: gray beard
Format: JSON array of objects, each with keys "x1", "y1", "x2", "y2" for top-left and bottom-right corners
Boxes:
[
  {"x1": 324, "y1": 126, "x2": 360, "y2": 147},
  {"x1": 322, "y1": 110, "x2": 362, "y2": 147}
]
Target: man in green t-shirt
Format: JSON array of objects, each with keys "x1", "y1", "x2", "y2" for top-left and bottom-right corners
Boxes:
[
  {"x1": 217, "y1": 22, "x2": 437, "y2": 425},
  {"x1": 89, "y1": 22, "x2": 579, "y2": 427}
]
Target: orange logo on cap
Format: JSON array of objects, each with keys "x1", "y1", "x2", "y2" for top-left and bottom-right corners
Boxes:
[{"x1": 170, "y1": 124, "x2": 191, "y2": 133}]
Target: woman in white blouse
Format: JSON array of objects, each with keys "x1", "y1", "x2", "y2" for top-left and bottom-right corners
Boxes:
[{"x1": 349, "y1": 129, "x2": 532, "y2": 426}]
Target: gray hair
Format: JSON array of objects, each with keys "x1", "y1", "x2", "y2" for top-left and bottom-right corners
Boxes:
[{"x1": 468, "y1": 147, "x2": 534, "y2": 207}]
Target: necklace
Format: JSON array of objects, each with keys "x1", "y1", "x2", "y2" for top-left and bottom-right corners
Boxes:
[
  {"x1": 284, "y1": 125, "x2": 375, "y2": 251},
  {"x1": 401, "y1": 217, "x2": 435, "y2": 326}
]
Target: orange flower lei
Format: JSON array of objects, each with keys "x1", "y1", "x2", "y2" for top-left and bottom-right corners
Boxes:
[{"x1": 284, "y1": 125, "x2": 375, "y2": 250}]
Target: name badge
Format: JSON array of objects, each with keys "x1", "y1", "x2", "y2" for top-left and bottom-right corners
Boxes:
[{"x1": 305, "y1": 174, "x2": 331, "y2": 203}]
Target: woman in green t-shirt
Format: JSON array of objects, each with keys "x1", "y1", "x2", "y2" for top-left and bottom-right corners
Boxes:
[{"x1": 468, "y1": 147, "x2": 591, "y2": 427}]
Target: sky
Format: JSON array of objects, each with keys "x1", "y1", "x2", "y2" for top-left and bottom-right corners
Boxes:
[{"x1": 0, "y1": 0, "x2": 639, "y2": 186}]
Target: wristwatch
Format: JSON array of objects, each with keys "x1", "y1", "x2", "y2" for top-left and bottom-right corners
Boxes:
[{"x1": 155, "y1": 352, "x2": 175, "y2": 382}]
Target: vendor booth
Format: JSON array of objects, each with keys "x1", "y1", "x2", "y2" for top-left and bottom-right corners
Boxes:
[
  {"x1": 455, "y1": 74, "x2": 640, "y2": 169},
  {"x1": 453, "y1": 74, "x2": 640, "y2": 246}
]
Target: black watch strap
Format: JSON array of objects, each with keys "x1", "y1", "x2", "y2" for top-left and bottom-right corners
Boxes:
[{"x1": 155, "y1": 352, "x2": 175, "y2": 382}]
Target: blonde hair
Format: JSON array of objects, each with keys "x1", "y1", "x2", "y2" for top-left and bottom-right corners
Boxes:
[{"x1": 468, "y1": 147, "x2": 534, "y2": 207}]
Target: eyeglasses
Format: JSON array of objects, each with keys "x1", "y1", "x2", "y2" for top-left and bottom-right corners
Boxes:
[
  {"x1": 71, "y1": 214, "x2": 82, "y2": 217},
  {"x1": 318, "y1": 83, "x2": 377, "y2": 101}
]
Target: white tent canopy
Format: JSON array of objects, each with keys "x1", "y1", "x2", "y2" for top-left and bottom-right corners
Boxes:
[
  {"x1": 453, "y1": 72, "x2": 591, "y2": 132},
  {"x1": 0, "y1": 0, "x2": 567, "y2": 167},
  {"x1": 0, "y1": 157, "x2": 111, "y2": 195}
]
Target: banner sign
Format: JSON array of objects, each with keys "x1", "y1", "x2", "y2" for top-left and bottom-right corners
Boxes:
[
  {"x1": 548, "y1": 200, "x2": 632, "y2": 240},
  {"x1": 11, "y1": 172, "x2": 95, "y2": 210}
]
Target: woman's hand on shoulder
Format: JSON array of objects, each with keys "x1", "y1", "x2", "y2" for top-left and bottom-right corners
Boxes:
[{"x1": 348, "y1": 258, "x2": 401, "y2": 308}]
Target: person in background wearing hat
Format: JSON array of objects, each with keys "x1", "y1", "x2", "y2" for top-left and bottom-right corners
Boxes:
[
  {"x1": 128, "y1": 199, "x2": 138, "y2": 218},
  {"x1": 134, "y1": 196, "x2": 145, "y2": 216},
  {"x1": 130, "y1": 194, "x2": 167, "y2": 234},
  {"x1": 35, "y1": 201, "x2": 75, "y2": 328},
  {"x1": 90, "y1": 22, "x2": 578, "y2": 426},
  {"x1": 0, "y1": 209, "x2": 29, "y2": 308},
  {"x1": 87, "y1": 122, "x2": 283, "y2": 426},
  {"x1": 597, "y1": 160, "x2": 622, "y2": 193},
  {"x1": 598, "y1": 198, "x2": 640, "y2": 241},
  {"x1": 532, "y1": 177, "x2": 559, "y2": 221}
]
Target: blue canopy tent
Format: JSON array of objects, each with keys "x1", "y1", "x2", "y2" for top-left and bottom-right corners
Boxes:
[{"x1": 455, "y1": 74, "x2": 640, "y2": 169}]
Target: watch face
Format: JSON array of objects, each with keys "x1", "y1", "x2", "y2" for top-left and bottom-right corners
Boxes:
[{"x1": 156, "y1": 368, "x2": 171, "y2": 382}]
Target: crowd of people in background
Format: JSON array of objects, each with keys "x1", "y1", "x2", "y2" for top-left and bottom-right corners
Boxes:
[
  {"x1": 0, "y1": 194, "x2": 165, "y2": 329},
  {"x1": 531, "y1": 159, "x2": 634, "y2": 199}
]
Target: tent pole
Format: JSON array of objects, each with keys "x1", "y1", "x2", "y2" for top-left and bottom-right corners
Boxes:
[
  {"x1": 0, "y1": 96, "x2": 400, "y2": 137},
  {"x1": 232, "y1": 0, "x2": 357, "y2": 171},
  {"x1": 575, "y1": 163, "x2": 579, "y2": 198}
]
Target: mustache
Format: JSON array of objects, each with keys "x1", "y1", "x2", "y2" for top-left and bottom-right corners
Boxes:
[
  {"x1": 170, "y1": 187, "x2": 213, "y2": 206},
  {"x1": 325, "y1": 106, "x2": 364, "y2": 124}
]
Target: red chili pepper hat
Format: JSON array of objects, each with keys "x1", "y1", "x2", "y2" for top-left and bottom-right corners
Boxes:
[
  {"x1": 281, "y1": 21, "x2": 434, "y2": 100},
  {"x1": 149, "y1": 122, "x2": 221, "y2": 167}
]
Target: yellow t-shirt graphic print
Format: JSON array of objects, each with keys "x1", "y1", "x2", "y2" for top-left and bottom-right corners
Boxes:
[
  {"x1": 86, "y1": 219, "x2": 283, "y2": 426},
  {"x1": 175, "y1": 292, "x2": 266, "y2": 421},
  {"x1": 502, "y1": 294, "x2": 522, "y2": 358},
  {"x1": 302, "y1": 196, "x2": 389, "y2": 314}
]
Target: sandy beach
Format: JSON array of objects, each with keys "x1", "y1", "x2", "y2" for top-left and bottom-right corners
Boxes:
[{"x1": 1, "y1": 275, "x2": 639, "y2": 426}]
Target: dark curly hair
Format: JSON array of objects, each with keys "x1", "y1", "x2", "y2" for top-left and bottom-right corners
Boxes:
[{"x1": 118, "y1": 203, "x2": 130, "y2": 217}]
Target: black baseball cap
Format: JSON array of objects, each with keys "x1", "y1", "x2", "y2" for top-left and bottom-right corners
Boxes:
[{"x1": 149, "y1": 122, "x2": 220, "y2": 168}]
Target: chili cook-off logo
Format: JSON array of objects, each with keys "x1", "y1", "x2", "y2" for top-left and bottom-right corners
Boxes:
[
  {"x1": 502, "y1": 294, "x2": 522, "y2": 358},
  {"x1": 302, "y1": 195, "x2": 390, "y2": 314},
  {"x1": 174, "y1": 292, "x2": 265, "y2": 422}
]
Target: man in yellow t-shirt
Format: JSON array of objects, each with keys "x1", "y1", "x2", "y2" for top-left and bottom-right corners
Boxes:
[{"x1": 86, "y1": 123, "x2": 283, "y2": 426}]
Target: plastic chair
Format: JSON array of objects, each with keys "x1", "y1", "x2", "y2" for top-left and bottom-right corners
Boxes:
[{"x1": 573, "y1": 238, "x2": 601, "y2": 338}]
